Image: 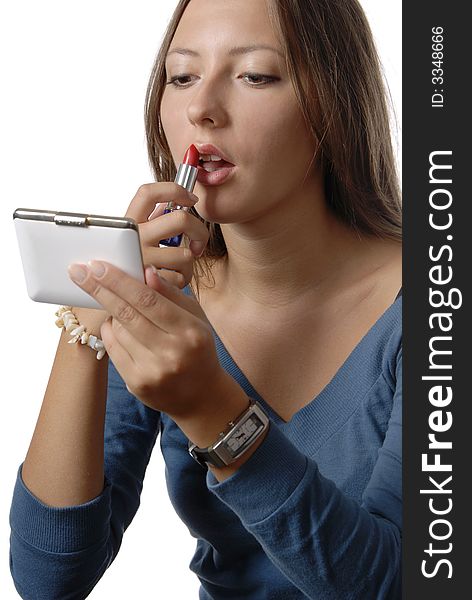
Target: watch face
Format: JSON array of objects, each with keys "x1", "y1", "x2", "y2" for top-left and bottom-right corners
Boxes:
[{"x1": 226, "y1": 413, "x2": 265, "y2": 456}]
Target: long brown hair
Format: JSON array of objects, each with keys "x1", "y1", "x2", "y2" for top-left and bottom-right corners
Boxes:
[{"x1": 144, "y1": 0, "x2": 402, "y2": 298}]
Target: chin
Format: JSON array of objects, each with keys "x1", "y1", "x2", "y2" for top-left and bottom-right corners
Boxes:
[{"x1": 193, "y1": 194, "x2": 242, "y2": 224}]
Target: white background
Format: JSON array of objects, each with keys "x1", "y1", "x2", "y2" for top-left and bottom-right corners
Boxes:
[{"x1": 0, "y1": 1, "x2": 401, "y2": 598}]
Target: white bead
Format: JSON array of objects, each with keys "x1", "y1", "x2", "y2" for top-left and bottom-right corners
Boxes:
[
  {"x1": 67, "y1": 334, "x2": 80, "y2": 344},
  {"x1": 55, "y1": 318, "x2": 64, "y2": 328},
  {"x1": 88, "y1": 335, "x2": 98, "y2": 349},
  {"x1": 97, "y1": 349, "x2": 106, "y2": 360},
  {"x1": 81, "y1": 332, "x2": 89, "y2": 344},
  {"x1": 71, "y1": 325, "x2": 85, "y2": 336},
  {"x1": 65, "y1": 322, "x2": 78, "y2": 332},
  {"x1": 94, "y1": 339, "x2": 105, "y2": 351}
]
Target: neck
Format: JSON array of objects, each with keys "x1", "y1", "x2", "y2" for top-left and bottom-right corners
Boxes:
[{"x1": 210, "y1": 178, "x2": 395, "y2": 312}]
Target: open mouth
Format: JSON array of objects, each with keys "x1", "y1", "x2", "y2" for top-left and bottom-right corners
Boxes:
[{"x1": 198, "y1": 154, "x2": 235, "y2": 172}]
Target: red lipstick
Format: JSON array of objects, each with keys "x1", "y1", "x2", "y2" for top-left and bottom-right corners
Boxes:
[
  {"x1": 183, "y1": 144, "x2": 200, "y2": 168},
  {"x1": 159, "y1": 144, "x2": 200, "y2": 247}
]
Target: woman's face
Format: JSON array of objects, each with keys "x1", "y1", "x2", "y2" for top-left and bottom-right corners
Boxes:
[{"x1": 160, "y1": 0, "x2": 319, "y2": 225}]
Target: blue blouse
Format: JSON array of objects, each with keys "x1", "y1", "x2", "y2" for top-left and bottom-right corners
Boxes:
[{"x1": 10, "y1": 289, "x2": 402, "y2": 599}]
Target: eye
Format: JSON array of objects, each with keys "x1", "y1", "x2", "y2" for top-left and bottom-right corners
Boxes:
[
  {"x1": 166, "y1": 74, "x2": 196, "y2": 88},
  {"x1": 241, "y1": 73, "x2": 279, "y2": 86},
  {"x1": 166, "y1": 72, "x2": 279, "y2": 88}
]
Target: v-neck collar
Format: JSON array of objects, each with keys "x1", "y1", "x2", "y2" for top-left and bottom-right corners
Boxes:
[{"x1": 185, "y1": 285, "x2": 402, "y2": 428}]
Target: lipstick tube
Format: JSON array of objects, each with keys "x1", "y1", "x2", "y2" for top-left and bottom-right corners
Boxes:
[{"x1": 159, "y1": 145, "x2": 199, "y2": 247}]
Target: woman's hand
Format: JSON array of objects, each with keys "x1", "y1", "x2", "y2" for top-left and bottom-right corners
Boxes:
[
  {"x1": 125, "y1": 183, "x2": 209, "y2": 289},
  {"x1": 67, "y1": 259, "x2": 228, "y2": 421}
]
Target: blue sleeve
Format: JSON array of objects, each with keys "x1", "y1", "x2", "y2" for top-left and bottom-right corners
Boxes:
[
  {"x1": 206, "y1": 348, "x2": 403, "y2": 600},
  {"x1": 9, "y1": 360, "x2": 161, "y2": 600}
]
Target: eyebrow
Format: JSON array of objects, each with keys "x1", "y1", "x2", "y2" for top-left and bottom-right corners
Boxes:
[{"x1": 166, "y1": 44, "x2": 284, "y2": 59}]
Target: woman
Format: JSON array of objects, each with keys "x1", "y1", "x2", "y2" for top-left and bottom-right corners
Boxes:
[{"x1": 9, "y1": 0, "x2": 402, "y2": 598}]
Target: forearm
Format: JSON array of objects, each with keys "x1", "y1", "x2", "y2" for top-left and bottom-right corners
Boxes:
[
  {"x1": 22, "y1": 307, "x2": 109, "y2": 507},
  {"x1": 11, "y1": 339, "x2": 162, "y2": 599}
]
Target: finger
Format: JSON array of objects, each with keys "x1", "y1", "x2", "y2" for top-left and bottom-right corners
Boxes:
[
  {"x1": 144, "y1": 265, "x2": 210, "y2": 324},
  {"x1": 147, "y1": 202, "x2": 166, "y2": 221},
  {"x1": 67, "y1": 260, "x2": 203, "y2": 337},
  {"x1": 68, "y1": 263, "x2": 169, "y2": 355},
  {"x1": 126, "y1": 182, "x2": 199, "y2": 223},
  {"x1": 100, "y1": 316, "x2": 136, "y2": 368},
  {"x1": 140, "y1": 209, "x2": 209, "y2": 257},
  {"x1": 142, "y1": 246, "x2": 193, "y2": 285},
  {"x1": 144, "y1": 263, "x2": 185, "y2": 289},
  {"x1": 107, "y1": 316, "x2": 155, "y2": 367},
  {"x1": 100, "y1": 318, "x2": 154, "y2": 394},
  {"x1": 152, "y1": 269, "x2": 186, "y2": 289}
]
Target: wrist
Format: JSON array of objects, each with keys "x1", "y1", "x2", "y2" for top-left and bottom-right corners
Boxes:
[
  {"x1": 55, "y1": 306, "x2": 108, "y2": 360},
  {"x1": 72, "y1": 307, "x2": 109, "y2": 336},
  {"x1": 208, "y1": 425, "x2": 269, "y2": 482},
  {"x1": 175, "y1": 369, "x2": 250, "y2": 448},
  {"x1": 186, "y1": 393, "x2": 270, "y2": 477}
]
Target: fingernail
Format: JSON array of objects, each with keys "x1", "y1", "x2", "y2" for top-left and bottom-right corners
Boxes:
[
  {"x1": 150, "y1": 265, "x2": 165, "y2": 280},
  {"x1": 68, "y1": 263, "x2": 87, "y2": 283},
  {"x1": 190, "y1": 241, "x2": 205, "y2": 257},
  {"x1": 88, "y1": 260, "x2": 106, "y2": 277},
  {"x1": 189, "y1": 193, "x2": 199, "y2": 203}
]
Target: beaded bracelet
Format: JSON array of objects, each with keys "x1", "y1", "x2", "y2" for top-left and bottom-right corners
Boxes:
[{"x1": 55, "y1": 306, "x2": 107, "y2": 360}]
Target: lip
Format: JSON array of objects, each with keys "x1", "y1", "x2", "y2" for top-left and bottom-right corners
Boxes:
[
  {"x1": 197, "y1": 164, "x2": 236, "y2": 186},
  {"x1": 195, "y1": 143, "x2": 235, "y2": 166}
]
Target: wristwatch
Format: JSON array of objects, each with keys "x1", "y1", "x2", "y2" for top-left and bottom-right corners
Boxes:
[{"x1": 188, "y1": 398, "x2": 270, "y2": 468}]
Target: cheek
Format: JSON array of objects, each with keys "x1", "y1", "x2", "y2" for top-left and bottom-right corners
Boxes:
[
  {"x1": 159, "y1": 93, "x2": 171, "y2": 132},
  {"x1": 159, "y1": 93, "x2": 182, "y2": 154},
  {"x1": 242, "y1": 91, "x2": 311, "y2": 156},
  {"x1": 246, "y1": 100, "x2": 315, "y2": 186}
]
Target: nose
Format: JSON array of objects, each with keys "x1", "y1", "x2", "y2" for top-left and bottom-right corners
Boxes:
[{"x1": 186, "y1": 76, "x2": 229, "y2": 129}]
